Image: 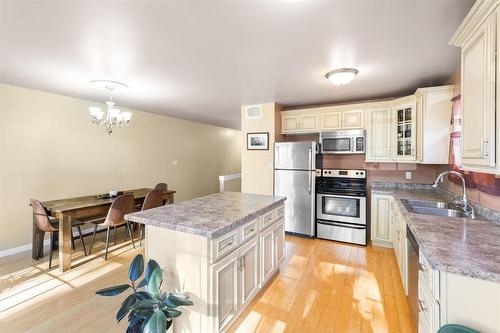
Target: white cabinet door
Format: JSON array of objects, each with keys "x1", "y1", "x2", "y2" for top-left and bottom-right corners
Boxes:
[
  {"x1": 321, "y1": 111, "x2": 342, "y2": 130},
  {"x1": 366, "y1": 107, "x2": 392, "y2": 161},
  {"x1": 273, "y1": 219, "x2": 285, "y2": 267},
  {"x1": 342, "y1": 109, "x2": 364, "y2": 129},
  {"x1": 259, "y1": 225, "x2": 275, "y2": 287},
  {"x1": 299, "y1": 114, "x2": 319, "y2": 132},
  {"x1": 282, "y1": 115, "x2": 300, "y2": 133},
  {"x1": 212, "y1": 250, "x2": 239, "y2": 331},
  {"x1": 461, "y1": 11, "x2": 496, "y2": 170},
  {"x1": 239, "y1": 237, "x2": 259, "y2": 308},
  {"x1": 371, "y1": 194, "x2": 393, "y2": 248},
  {"x1": 393, "y1": 102, "x2": 417, "y2": 162}
]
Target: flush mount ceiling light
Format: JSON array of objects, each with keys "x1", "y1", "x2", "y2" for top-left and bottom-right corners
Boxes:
[
  {"x1": 325, "y1": 68, "x2": 359, "y2": 86},
  {"x1": 88, "y1": 80, "x2": 131, "y2": 135}
]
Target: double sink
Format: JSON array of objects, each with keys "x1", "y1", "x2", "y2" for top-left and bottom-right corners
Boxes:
[{"x1": 401, "y1": 199, "x2": 470, "y2": 218}]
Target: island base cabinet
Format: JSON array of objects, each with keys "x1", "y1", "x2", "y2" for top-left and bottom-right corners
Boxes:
[
  {"x1": 212, "y1": 251, "x2": 240, "y2": 332},
  {"x1": 260, "y1": 223, "x2": 276, "y2": 287},
  {"x1": 274, "y1": 220, "x2": 285, "y2": 267},
  {"x1": 144, "y1": 204, "x2": 285, "y2": 333},
  {"x1": 239, "y1": 237, "x2": 259, "y2": 308}
]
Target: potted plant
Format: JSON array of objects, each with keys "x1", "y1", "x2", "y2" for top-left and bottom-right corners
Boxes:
[{"x1": 96, "y1": 254, "x2": 193, "y2": 333}]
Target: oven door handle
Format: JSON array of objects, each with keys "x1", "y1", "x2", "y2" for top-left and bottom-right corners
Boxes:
[{"x1": 317, "y1": 221, "x2": 366, "y2": 229}]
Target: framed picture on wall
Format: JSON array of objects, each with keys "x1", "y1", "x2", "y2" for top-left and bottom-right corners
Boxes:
[{"x1": 247, "y1": 132, "x2": 269, "y2": 150}]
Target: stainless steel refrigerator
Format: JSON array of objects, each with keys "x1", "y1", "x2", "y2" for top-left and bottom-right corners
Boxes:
[{"x1": 274, "y1": 141, "x2": 316, "y2": 237}]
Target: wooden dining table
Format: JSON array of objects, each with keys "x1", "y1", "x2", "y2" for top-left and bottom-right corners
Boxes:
[{"x1": 32, "y1": 188, "x2": 176, "y2": 272}]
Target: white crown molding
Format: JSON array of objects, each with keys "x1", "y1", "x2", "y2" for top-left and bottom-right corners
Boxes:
[{"x1": 450, "y1": 0, "x2": 500, "y2": 47}]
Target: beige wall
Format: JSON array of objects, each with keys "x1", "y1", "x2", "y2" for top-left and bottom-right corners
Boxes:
[
  {"x1": 240, "y1": 103, "x2": 277, "y2": 195},
  {"x1": 0, "y1": 84, "x2": 241, "y2": 251}
]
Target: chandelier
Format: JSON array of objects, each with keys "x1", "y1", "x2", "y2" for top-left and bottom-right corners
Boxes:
[{"x1": 88, "y1": 80, "x2": 132, "y2": 134}]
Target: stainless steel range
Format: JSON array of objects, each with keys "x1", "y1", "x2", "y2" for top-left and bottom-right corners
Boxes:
[{"x1": 316, "y1": 169, "x2": 367, "y2": 245}]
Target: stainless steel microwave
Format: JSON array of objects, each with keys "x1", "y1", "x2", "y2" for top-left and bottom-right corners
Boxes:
[{"x1": 320, "y1": 129, "x2": 365, "y2": 154}]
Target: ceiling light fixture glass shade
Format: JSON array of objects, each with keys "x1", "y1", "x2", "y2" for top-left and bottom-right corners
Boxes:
[
  {"x1": 325, "y1": 68, "x2": 359, "y2": 86},
  {"x1": 88, "y1": 80, "x2": 131, "y2": 134}
]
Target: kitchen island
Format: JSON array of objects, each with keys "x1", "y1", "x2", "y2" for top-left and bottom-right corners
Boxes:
[{"x1": 125, "y1": 192, "x2": 286, "y2": 333}]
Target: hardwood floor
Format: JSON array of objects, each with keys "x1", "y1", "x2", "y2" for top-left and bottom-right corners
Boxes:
[
  {"x1": 0, "y1": 234, "x2": 414, "y2": 333},
  {"x1": 228, "y1": 237, "x2": 415, "y2": 333}
]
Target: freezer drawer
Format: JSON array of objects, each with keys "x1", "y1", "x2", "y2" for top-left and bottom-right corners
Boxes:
[{"x1": 316, "y1": 221, "x2": 366, "y2": 245}]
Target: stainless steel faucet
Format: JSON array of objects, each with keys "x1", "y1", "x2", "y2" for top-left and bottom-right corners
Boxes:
[{"x1": 432, "y1": 170, "x2": 475, "y2": 219}]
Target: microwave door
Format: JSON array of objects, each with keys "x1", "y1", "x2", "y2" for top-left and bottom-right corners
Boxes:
[{"x1": 323, "y1": 137, "x2": 351, "y2": 153}]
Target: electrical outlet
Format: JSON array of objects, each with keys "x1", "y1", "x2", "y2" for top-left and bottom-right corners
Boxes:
[
  {"x1": 405, "y1": 171, "x2": 412, "y2": 180},
  {"x1": 173, "y1": 160, "x2": 178, "y2": 166}
]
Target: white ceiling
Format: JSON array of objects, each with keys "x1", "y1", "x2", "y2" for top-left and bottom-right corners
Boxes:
[{"x1": 0, "y1": 0, "x2": 474, "y2": 129}]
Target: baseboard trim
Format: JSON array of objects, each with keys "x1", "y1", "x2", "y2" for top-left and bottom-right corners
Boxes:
[{"x1": 0, "y1": 226, "x2": 97, "y2": 258}]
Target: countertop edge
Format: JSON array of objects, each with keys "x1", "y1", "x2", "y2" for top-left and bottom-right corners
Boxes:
[{"x1": 125, "y1": 196, "x2": 286, "y2": 239}]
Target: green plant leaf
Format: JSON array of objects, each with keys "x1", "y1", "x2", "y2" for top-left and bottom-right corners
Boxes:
[
  {"x1": 128, "y1": 254, "x2": 144, "y2": 282},
  {"x1": 144, "y1": 309, "x2": 166, "y2": 333},
  {"x1": 95, "y1": 284, "x2": 130, "y2": 296},
  {"x1": 146, "y1": 266, "x2": 163, "y2": 297},
  {"x1": 131, "y1": 299, "x2": 159, "y2": 311},
  {"x1": 167, "y1": 294, "x2": 194, "y2": 307},
  {"x1": 134, "y1": 291, "x2": 153, "y2": 300},
  {"x1": 162, "y1": 308, "x2": 182, "y2": 318},
  {"x1": 137, "y1": 278, "x2": 147, "y2": 289},
  {"x1": 116, "y1": 294, "x2": 137, "y2": 323},
  {"x1": 145, "y1": 259, "x2": 160, "y2": 283}
]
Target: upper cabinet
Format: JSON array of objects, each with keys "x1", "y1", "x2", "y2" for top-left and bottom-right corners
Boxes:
[
  {"x1": 281, "y1": 115, "x2": 300, "y2": 133},
  {"x1": 321, "y1": 111, "x2": 342, "y2": 130},
  {"x1": 365, "y1": 107, "x2": 392, "y2": 162},
  {"x1": 342, "y1": 109, "x2": 364, "y2": 129},
  {"x1": 392, "y1": 97, "x2": 417, "y2": 162},
  {"x1": 451, "y1": 0, "x2": 499, "y2": 174},
  {"x1": 282, "y1": 106, "x2": 365, "y2": 134},
  {"x1": 416, "y1": 86, "x2": 455, "y2": 164}
]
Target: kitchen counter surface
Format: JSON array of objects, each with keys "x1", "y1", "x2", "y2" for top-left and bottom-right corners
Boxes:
[
  {"x1": 372, "y1": 185, "x2": 500, "y2": 283},
  {"x1": 125, "y1": 192, "x2": 286, "y2": 239}
]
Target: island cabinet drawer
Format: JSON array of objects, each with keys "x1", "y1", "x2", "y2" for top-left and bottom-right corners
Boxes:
[
  {"x1": 275, "y1": 204, "x2": 285, "y2": 220},
  {"x1": 241, "y1": 218, "x2": 258, "y2": 243},
  {"x1": 260, "y1": 209, "x2": 275, "y2": 231},
  {"x1": 212, "y1": 230, "x2": 240, "y2": 262}
]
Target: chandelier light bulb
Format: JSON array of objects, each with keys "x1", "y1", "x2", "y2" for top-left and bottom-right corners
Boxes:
[{"x1": 88, "y1": 80, "x2": 131, "y2": 134}]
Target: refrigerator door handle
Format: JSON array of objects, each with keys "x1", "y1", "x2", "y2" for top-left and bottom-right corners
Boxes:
[
  {"x1": 308, "y1": 147, "x2": 312, "y2": 170},
  {"x1": 308, "y1": 172, "x2": 311, "y2": 194},
  {"x1": 275, "y1": 145, "x2": 280, "y2": 167}
]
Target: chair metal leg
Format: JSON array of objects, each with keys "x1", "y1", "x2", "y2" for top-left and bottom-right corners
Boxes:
[
  {"x1": 77, "y1": 226, "x2": 87, "y2": 256},
  {"x1": 71, "y1": 233, "x2": 75, "y2": 251},
  {"x1": 139, "y1": 224, "x2": 144, "y2": 247},
  {"x1": 113, "y1": 226, "x2": 117, "y2": 246},
  {"x1": 89, "y1": 224, "x2": 98, "y2": 255},
  {"x1": 105, "y1": 226, "x2": 110, "y2": 261},
  {"x1": 127, "y1": 221, "x2": 136, "y2": 249},
  {"x1": 48, "y1": 232, "x2": 54, "y2": 269}
]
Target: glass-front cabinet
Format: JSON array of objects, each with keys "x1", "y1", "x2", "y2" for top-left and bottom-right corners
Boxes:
[{"x1": 392, "y1": 99, "x2": 416, "y2": 161}]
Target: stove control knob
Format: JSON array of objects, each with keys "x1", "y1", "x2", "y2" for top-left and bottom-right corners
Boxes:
[{"x1": 356, "y1": 172, "x2": 359, "y2": 175}]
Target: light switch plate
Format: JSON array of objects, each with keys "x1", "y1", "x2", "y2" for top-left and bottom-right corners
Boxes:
[{"x1": 405, "y1": 171, "x2": 412, "y2": 180}]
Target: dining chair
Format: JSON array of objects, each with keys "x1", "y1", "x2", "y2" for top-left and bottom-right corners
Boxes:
[
  {"x1": 30, "y1": 199, "x2": 87, "y2": 268},
  {"x1": 138, "y1": 189, "x2": 164, "y2": 246},
  {"x1": 88, "y1": 193, "x2": 135, "y2": 260},
  {"x1": 154, "y1": 182, "x2": 168, "y2": 192}
]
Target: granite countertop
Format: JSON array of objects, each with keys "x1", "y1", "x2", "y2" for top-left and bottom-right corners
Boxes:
[
  {"x1": 125, "y1": 192, "x2": 286, "y2": 239},
  {"x1": 372, "y1": 184, "x2": 500, "y2": 283}
]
